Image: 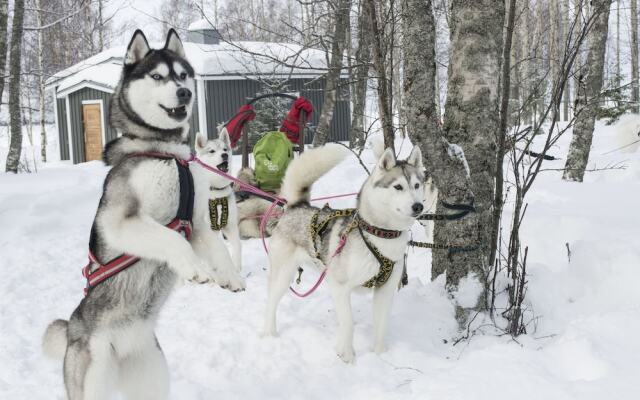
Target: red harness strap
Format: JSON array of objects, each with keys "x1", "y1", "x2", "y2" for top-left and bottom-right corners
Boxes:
[
  {"x1": 82, "y1": 219, "x2": 191, "y2": 295},
  {"x1": 82, "y1": 152, "x2": 194, "y2": 296}
]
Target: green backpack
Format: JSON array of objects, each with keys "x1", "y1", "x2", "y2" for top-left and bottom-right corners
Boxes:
[{"x1": 253, "y1": 131, "x2": 293, "y2": 192}]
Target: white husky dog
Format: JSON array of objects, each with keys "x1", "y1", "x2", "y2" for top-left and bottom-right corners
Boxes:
[
  {"x1": 263, "y1": 144, "x2": 425, "y2": 363},
  {"x1": 194, "y1": 130, "x2": 242, "y2": 272}
]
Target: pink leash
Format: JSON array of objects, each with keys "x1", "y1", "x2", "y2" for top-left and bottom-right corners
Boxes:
[{"x1": 189, "y1": 155, "x2": 358, "y2": 298}]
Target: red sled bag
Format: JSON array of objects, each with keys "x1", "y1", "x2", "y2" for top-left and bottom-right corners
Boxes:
[
  {"x1": 279, "y1": 96, "x2": 313, "y2": 143},
  {"x1": 225, "y1": 104, "x2": 256, "y2": 148}
]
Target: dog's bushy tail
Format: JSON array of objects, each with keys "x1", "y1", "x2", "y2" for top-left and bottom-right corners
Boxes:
[
  {"x1": 42, "y1": 319, "x2": 68, "y2": 360},
  {"x1": 281, "y1": 144, "x2": 349, "y2": 207}
]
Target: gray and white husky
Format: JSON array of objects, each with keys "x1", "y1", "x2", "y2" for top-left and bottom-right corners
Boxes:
[
  {"x1": 194, "y1": 130, "x2": 242, "y2": 272},
  {"x1": 42, "y1": 29, "x2": 244, "y2": 400},
  {"x1": 263, "y1": 144, "x2": 427, "y2": 363}
]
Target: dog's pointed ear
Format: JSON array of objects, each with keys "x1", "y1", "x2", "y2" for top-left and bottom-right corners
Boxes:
[
  {"x1": 125, "y1": 30, "x2": 150, "y2": 65},
  {"x1": 195, "y1": 132, "x2": 207, "y2": 150},
  {"x1": 407, "y1": 146, "x2": 424, "y2": 170},
  {"x1": 164, "y1": 29, "x2": 186, "y2": 58},
  {"x1": 219, "y1": 127, "x2": 231, "y2": 148},
  {"x1": 377, "y1": 147, "x2": 396, "y2": 171}
]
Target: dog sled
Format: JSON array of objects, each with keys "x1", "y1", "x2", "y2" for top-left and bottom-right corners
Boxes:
[{"x1": 222, "y1": 93, "x2": 313, "y2": 238}]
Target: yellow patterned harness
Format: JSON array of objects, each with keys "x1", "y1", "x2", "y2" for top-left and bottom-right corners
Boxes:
[
  {"x1": 208, "y1": 197, "x2": 229, "y2": 231},
  {"x1": 309, "y1": 206, "x2": 398, "y2": 288}
]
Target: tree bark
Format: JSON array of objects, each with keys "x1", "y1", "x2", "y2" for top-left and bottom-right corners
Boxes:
[
  {"x1": 364, "y1": 0, "x2": 394, "y2": 151},
  {"x1": 489, "y1": 0, "x2": 517, "y2": 270},
  {"x1": 313, "y1": 0, "x2": 351, "y2": 147},
  {"x1": 631, "y1": 0, "x2": 639, "y2": 113},
  {"x1": 349, "y1": 0, "x2": 372, "y2": 151},
  {"x1": 36, "y1": 0, "x2": 47, "y2": 162},
  {"x1": 563, "y1": 0, "x2": 612, "y2": 182},
  {"x1": 0, "y1": 0, "x2": 9, "y2": 106},
  {"x1": 402, "y1": 0, "x2": 503, "y2": 319},
  {"x1": 439, "y1": 0, "x2": 504, "y2": 299},
  {"x1": 563, "y1": 0, "x2": 571, "y2": 121},
  {"x1": 5, "y1": 0, "x2": 25, "y2": 173}
]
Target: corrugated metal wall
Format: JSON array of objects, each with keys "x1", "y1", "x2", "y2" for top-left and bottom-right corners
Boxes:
[
  {"x1": 59, "y1": 77, "x2": 349, "y2": 163},
  {"x1": 187, "y1": 91, "x2": 199, "y2": 148},
  {"x1": 56, "y1": 99, "x2": 69, "y2": 160},
  {"x1": 68, "y1": 88, "x2": 116, "y2": 163},
  {"x1": 204, "y1": 78, "x2": 351, "y2": 143}
]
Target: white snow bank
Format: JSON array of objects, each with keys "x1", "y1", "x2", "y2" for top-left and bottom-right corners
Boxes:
[{"x1": 0, "y1": 121, "x2": 639, "y2": 399}]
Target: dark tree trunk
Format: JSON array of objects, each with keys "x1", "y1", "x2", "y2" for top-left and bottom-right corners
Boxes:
[
  {"x1": 365, "y1": 0, "x2": 394, "y2": 151},
  {"x1": 313, "y1": 0, "x2": 351, "y2": 147},
  {"x1": 563, "y1": 0, "x2": 612, "y2": 182},
  {"x1": 0, "y1": 0, "x2": 9, "y2": 106},
  {"x1": 349, "y1": 1, "x2": 372, "y2": 151},
  {"x1": 490, "y1": 0, "x2": 517, "y2": 268},
  {"x1": 5, "y1": 0, "x2": 25, "y2": 173}
]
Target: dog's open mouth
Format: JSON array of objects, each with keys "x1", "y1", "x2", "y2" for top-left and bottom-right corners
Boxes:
[
  {"x1": 217, "y1": 161, "x2": 229, "y2": 172},
  {"x1": 159, "y1": 104, "x2": 187, "y2": 120}
]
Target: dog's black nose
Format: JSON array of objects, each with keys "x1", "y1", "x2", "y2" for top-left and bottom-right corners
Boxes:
[
  {"x1": 222, "y1": 153, "x2": 229, "y2": 161},
  {"x1": 412, "y1": 203, "x2": 424, "y2": 215},
  {"x1": 176, "y1": 88, "x2": 192, "y2": 104}
]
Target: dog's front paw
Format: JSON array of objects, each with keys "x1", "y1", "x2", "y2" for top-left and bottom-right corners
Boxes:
[
  {"x1": 216, "y1": 272, "x2": 246, "y2": 292},
  {"x1": 172, "y1": 254, "x2": 215, "y2": 284},
  {"x1": 374, "y1": 343, "x2": 388, "y2": 355},
  {"x1": 336, "y1": 345, "x2": 356, "y2": 364}
]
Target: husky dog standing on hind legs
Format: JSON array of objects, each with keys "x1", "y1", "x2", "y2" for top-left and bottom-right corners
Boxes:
[
  {"x1": 42, "y1": 29, "x2": 244, "y2": 400},
  {"x1": 263, "y1": 143, "x2": 428, "y2": 363}
]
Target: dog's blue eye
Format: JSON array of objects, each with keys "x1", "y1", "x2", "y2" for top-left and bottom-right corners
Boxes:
[
  {"x1": 151, "y1": 74, "x2": 162, "y2": 80},
  {"x1": 394, "y1": 184, "x2": 403, "y2": 191}
]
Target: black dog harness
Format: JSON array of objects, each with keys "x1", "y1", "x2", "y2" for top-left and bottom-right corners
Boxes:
[{"x1": 82, "y1": 153, "x2": 194, "y2": 295}]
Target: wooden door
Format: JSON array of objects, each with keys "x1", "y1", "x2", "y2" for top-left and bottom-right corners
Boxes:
[{"x1": 82, "y1": 103, "x2": 103, "y2": 162}]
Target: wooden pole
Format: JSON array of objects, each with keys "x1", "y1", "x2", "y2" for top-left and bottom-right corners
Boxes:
[
  {"x1": 241, "y1": 125, "x2": 249, "y2": 168},
  {"x1": 298, "y1": 109, "x2": 306, "y2": 153}
]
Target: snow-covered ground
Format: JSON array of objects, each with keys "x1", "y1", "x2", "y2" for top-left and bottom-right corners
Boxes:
[{"x1": 1, "y1": 120, "x2": 639, "y2": 399}]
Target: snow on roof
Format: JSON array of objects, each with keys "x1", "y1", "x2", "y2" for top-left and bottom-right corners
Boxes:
[
  {"x1": 55, "y1": 62, "x2": 123, "y2": 96},
  {"x1": 47, "y1": 40, "x2": 332, "y2": 95},
  {"x1": 188, "y1": 19, "x2": 213, "y2": 31}
]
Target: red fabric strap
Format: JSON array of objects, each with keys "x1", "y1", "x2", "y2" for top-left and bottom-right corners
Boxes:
[
  {"x1": 83, "y1": 218, "x2": 192, "y2": 295},
  {"x1": 279, "y1": 97, "x2": 313, "y2": 143},
  {"x1": 225, "y1": 104, "x2": 256, "y2": 148}
]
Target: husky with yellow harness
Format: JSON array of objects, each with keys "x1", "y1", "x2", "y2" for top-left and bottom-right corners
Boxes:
[
  {"x1": 263, "y1": 143, "x2": 427, "y2": 363},
  {"x1": 194, "y1": 130, "x2": 242, "y2": 272}
]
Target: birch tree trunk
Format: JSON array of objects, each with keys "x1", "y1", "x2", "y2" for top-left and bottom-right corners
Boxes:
[
  {"x1": 563, "y1": 0, "x2": 571, "y2": 120},
  {"x1": 631, "y1": 0, "x2": 639, "y2": 113},
  {"x1": 573, "y1": 0, "x2": 585, "y2": 112},
  {"x1": 5, "y1": 0, "x2": 25, "y2": 173},
  {"x1": 98, "y1": 0, "x2": 105, "y2": 52},
  {"x1": 402, "y1": 0, "x2": 504, "y2": 321},
  {"x1": 550, "y1": 0, "x2": 560, "y2": 121},
  {"x1": 0, "y1": 0, "x2": 9, "y2": 106},
  {"x1": 312, "y1": 0, "x2": 351, "y2": 147},
  {"x1": 36, "y1": 0, "x2": 47, "y2": 162},
  {"x1": 440, "y1": 0, "x2": 504, "y2": 296},
  {"x1": 349, "y1": 1, "x2": 372, "y2": 151},
  {"x1": 364, "y1": 0, "x2": 395, "y2": 151},
  {"x1": 563, "y1": 0, "x2": 612, "y2": 182}
]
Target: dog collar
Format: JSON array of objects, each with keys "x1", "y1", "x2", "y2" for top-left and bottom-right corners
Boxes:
[
  {"x1": 210, "y1": 184, "x2": 232, "y2": 191},
  {"x1": 357, "y1": 217, "x2": 403, "y2": 239}
]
